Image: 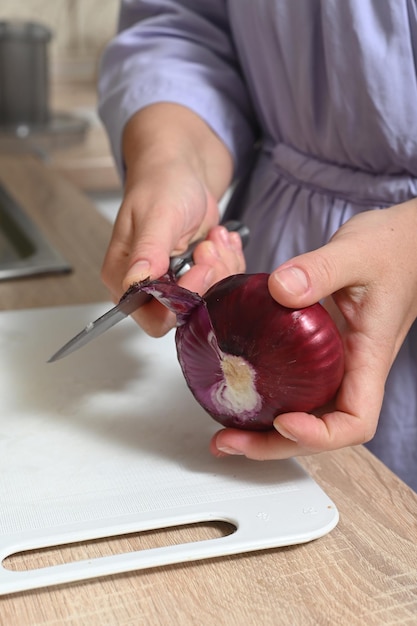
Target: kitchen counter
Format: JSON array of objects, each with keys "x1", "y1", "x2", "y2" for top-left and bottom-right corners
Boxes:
[
  {"x1": 1, "y1": 155, "x2": 417, "y2": 625},
  {"x1": 0, "y1": 155, "x2": 110, "y2": 310}
]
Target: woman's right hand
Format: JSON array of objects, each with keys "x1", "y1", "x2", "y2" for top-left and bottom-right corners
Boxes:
[{"x1": 101, "y1": 104, "x2": 243, "y2": 336}]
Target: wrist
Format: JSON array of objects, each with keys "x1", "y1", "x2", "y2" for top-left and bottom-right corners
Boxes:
[{"x1": 122, "y1": 103, "x2": 233, "y2": 199}]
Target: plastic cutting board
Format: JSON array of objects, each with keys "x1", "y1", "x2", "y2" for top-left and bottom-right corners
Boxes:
[{"x1": 0, "y1": 303, "x2": 338, "y2": 595}]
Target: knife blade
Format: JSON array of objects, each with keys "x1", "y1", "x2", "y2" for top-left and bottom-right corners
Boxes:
[{"x1": 48, "y1": 220, "x2": 249, "y2": 362}]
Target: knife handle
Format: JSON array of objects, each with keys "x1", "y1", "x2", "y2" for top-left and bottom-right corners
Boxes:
[{"x1": 169, "y1": 220, "x2": 250, "y2": 278}]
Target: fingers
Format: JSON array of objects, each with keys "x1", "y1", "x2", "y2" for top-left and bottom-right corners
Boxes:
[
  {"x1": 210, "y1": 428, "x2": 299, "y2": 460},
  {"x1": 210, "y1": 403, "x2": 378, "y2": 462},
  {"x1": 210, "y1": 412, "x2": 357, "y2": 461},
  {"x1": 101, "y1": 202, "x2": 179, "y2": 299},
  {"x1": 268, "y1": 211, "x2": 371, "y2": 310},
  {"x1": 101, "y1": 168, "x2": 222, "y2": 307},
  {"x1": 211, "y1": 325, "x2": 386, "y2": 460},
  {"x1": 188, "y1": 225, "x2": 246, "y2": 286},
  {"x1": 268, "y1": 239, "x2": 361, "y2": 310},
  {"x1": 268, "y1": 204, "x2": 417, "y2": 311},
  {"x1": 125, "y1": 225, "x2": 246, "y2": 337},
  {"x1": 211, "y1": 204, "x2": 417, "y2": 462}
]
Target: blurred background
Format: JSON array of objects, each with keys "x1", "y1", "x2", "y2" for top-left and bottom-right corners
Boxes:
[
  {"x1": 0, "y1": 0, "x2": 122, "y2": 221},
  {"x1": 0, "y1": 0, "x2": 118, "y2": 84}
]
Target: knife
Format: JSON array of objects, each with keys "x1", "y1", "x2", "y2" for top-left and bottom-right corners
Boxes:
[{"x1": 48, "y1": 220, "x2": 250, "y2": 362}]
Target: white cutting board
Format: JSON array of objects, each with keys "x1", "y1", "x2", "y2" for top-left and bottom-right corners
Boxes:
[{"x1": 0, "y1": 303, "x2": 338, "y2": 595}]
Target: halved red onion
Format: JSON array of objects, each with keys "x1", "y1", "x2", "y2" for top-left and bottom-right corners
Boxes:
[{"x1": 136, "y1": 273, "x2": 344, "y2": 430}]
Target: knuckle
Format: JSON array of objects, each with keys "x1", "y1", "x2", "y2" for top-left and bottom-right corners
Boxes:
[
  {"x1": 311, "y1": 250, "x2": 340, "y2": 290},
  {"x1": 360, "y1": 423, "x2": 377, "y2": 445}
]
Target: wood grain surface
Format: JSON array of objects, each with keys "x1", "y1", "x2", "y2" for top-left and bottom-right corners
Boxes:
[
  {"x1": 0, "y1": 156, "x2": 416, "y2": 625},
  {"x1": 0, "y1": 155, "x2": 110, "y2": 310}
]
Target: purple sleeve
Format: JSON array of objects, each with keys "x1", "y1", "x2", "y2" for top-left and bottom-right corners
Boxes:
[{"x1": 97, "y1": 0, "x2": 257, "y2": 178}]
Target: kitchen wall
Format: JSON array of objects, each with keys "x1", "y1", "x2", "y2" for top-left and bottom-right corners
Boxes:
[{"x1": 0, "y1": 0, "x2": 119, "y2": 82}]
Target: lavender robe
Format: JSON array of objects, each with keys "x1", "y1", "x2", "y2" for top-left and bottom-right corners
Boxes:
[{"x1": 98, "y1": 0, "x2": 417, "y2": 491}]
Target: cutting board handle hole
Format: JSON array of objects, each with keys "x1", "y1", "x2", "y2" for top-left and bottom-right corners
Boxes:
[{"x1": 3, "y1": 521, "x2": 236, "y2": 572}]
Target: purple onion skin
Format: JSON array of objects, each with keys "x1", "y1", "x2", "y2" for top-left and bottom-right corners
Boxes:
[{"x1": 136, "y1": 273, "x2": 344, "y2": 431}]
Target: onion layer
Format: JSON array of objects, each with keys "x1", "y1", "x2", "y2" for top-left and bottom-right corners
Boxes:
[{"x1": 136, "y1": 273, "x2": 344, "y2": 431}]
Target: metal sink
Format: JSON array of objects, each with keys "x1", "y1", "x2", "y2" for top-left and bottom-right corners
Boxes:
[{"x1": 0, "y1": 183, "x2": 71, "y2": 280}]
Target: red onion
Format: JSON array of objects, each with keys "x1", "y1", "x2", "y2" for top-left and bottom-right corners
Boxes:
[{"x1": 136, "y1": 273, "x2": 344, "y2": 430}]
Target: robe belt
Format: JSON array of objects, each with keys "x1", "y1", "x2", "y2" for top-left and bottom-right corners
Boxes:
[{"x1": 263, "y1": 141, "x2": 417, "y2": 207}]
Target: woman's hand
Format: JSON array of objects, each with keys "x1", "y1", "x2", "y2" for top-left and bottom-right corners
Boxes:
[
  {"x1": 211, "y1": 199, "x2": 417, "y2": 459},
  {"x1": 101, "y1": 103, "x2": 242, "y2": 336}
]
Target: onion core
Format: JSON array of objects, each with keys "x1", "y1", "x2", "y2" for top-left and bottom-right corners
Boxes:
[{"x1": 212, "y1": 352, "x2": 261, "y2": 416}]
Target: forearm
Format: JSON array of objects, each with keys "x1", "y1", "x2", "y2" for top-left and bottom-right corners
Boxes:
[{"x1": 122, "y1": 103, "x2": 234, "y2": 201}]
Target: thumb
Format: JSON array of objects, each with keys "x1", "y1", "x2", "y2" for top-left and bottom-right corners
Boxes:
[
  {"x1": 121, "y1": 216, "x2": 181, "y2": 292},
  {"x1": 268, "y1": 239, "x2": 360, "y2": 308},
  {"x1": 124, "y1": 242, "x2": 170, "y2": 292}
]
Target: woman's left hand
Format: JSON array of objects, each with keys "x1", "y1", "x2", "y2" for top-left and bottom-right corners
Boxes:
[{"x1": 210, "y1": 199, "x2": 417, "y2": 459}]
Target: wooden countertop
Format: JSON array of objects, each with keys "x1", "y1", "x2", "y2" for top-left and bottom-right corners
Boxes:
[
  {"x1": 0, "y1": 155, "x2": 110, "y2": 311},
  {"x1": 1, "y1": 156, "x2": 417, "y2": 624}
]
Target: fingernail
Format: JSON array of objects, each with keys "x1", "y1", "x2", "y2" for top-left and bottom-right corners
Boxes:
[
  {"x1": 129, "y1": 260, "x2": 151, "y2": 282},
  {"x1": 274, "y1": 423, "x2": 298, "y2": 442},
  {"x1": 273, "y1": 266, "x2": 308, "y2": 296},
  {"x1": 217, "y1": 226, "x2": 231, "y2": 247},
  {"x1": 217, "y1": 445, "x2": 245, "y2": 456},
  {"x1": 229, "y1": 231, "x2": 242, "y2": 251}
]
